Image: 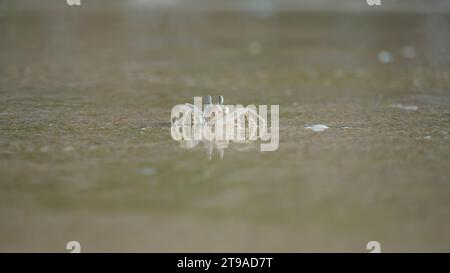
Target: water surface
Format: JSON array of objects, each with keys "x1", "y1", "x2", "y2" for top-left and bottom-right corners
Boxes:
[{"x1": 0, "y1": 2, "x2": 450, "y2": 252}]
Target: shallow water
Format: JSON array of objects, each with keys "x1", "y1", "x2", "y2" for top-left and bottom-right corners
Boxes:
[{"x1": 0, "y1": 2, "x2": 450, "y2": 252}]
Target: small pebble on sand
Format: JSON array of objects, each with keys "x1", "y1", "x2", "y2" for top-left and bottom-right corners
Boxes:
[{"x1": 378, "y1": 51, "x2": 393, "y2": 64}]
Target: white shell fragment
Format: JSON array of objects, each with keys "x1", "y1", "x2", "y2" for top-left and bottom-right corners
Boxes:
[{"x1": 305, "y1": 124, "x2": 329, "y2": 132}]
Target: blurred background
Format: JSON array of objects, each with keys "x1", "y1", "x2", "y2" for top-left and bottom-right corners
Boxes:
[{"x1": 0, "y1": 0, "x2": 449, "y2": 252}]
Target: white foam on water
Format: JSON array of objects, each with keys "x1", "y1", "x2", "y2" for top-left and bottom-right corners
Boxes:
[
  {"x1": 391, "y1": 104, "x2": 419, "y2": 111},
  {"x1": 305, "y1": 124, "x2": 329, "y2": 132}
]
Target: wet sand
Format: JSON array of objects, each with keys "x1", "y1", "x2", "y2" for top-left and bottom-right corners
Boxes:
[{"x1": 0, "y1": 2, "x2": 450, "y2": 252}]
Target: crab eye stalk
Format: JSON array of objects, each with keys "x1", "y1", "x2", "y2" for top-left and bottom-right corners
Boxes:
[
  {"x1": 218, "y1": 96, "x2": 224, "y2": 105},
  {"x1": 206, "y1": 95, "x2": 212, "y2": 105}
]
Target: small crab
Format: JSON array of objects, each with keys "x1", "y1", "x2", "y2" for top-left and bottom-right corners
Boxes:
[
  {"x1": 171, "y1": 95, "x2": 269, "y2": 159},
  {"x1": 203, "y1": 95, "x2": 266, "y2": 128},
  {"x1": 203, "y1": 95, "x2": 230, "y2": 125}
]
